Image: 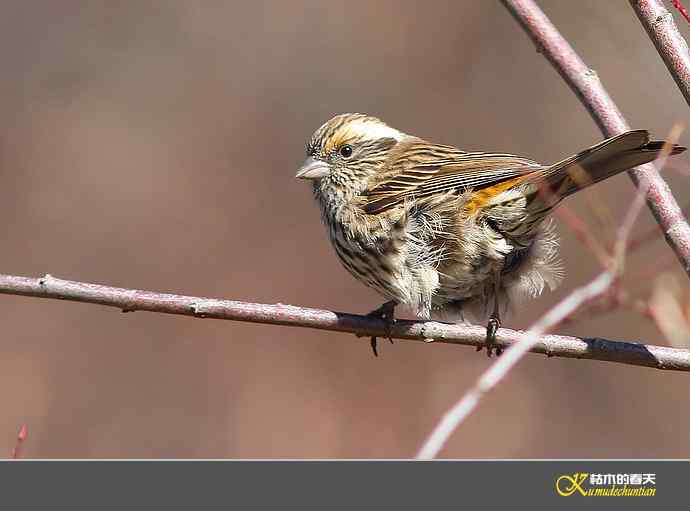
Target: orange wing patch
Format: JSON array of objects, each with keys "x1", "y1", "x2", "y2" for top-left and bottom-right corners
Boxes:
[{"x1": 463, "y1": 175, "x2": 529, "y2": 216}]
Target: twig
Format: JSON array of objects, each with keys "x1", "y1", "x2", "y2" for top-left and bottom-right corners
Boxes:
[
  {"x1": 553, "y1": 205, "x2": 611, "y2": 267},
  {"x1": 11, "y1": 424, "x2": 27, "y2": 459},
  {"x1": 630, "y1": 0, "x2": 690, "y2": 105},
  {"x1": 501, "y1": 0, "x2": 690, "y2": 277},
  {"x1": 0, "y1": 273, "x2": 688, "y2": 371},
  {"x1": 627, "y1": 201, "x2": 690, "y2": 252}
]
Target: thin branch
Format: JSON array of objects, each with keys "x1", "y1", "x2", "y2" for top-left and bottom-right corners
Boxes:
[
  {"x1": 630, "y1": 0, "x2": 690, "y2": 106},
  {"x1": 501, "y1": 0, "x2": 690, "y2": 277},
  {"x1": 0, "y1": 273, "x2": 688, "y2": 371},
  {"x1": 553, "y1": 205, "x2": 611, "y2": 267},
  {"x1": 627, "y1": 201, "x2": 690, "y2": 252}
]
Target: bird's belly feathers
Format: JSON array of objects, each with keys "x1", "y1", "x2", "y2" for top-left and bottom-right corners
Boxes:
[
  {"x1": 327, "y1": 220, "x2": 415, "y2": 305},
  {"x1": 433, "y1": 218, "x2": 563, "y2": 319},
  {"x1": 327, "y1": 215, "x2": 503, "y2": 318},
  {"x1": 323, "y1": 198, "x2": 562, "y2": 320}
]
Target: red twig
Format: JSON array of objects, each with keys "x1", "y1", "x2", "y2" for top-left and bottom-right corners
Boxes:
[
  {"x1": 627, "y1": 201, "x2": 690, "y2": 252},
  {"x1": 502, "y1": 0, "x2": 690, "y2": 277},
  {"x1": 553, "y1": 206, "x2": 611, "y2": 267},
  {"x1": 672, "y1": 0, "x2": 690, "y2": 24},
  {"x1": 631, "y1": 0, "x2": 690, "y2": 105},
  {"x1": 11, "y1": 424, "x2": 27, "y2": 459}
]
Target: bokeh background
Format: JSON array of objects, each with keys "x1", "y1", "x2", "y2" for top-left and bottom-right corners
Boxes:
[{"x1": 0, "y1": 0, "x2": 688, "y2": 458}]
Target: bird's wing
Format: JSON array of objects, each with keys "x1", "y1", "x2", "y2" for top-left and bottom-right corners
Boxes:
[{"x1": 362, "y1": 140, "x2": 543, "y2": 214}]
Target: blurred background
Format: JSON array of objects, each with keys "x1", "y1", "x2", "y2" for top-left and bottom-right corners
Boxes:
[{"x1": 0, "y1": 0, "x2": 688, "y2": 458}]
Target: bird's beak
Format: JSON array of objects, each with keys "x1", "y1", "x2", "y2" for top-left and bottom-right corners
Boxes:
[{"x1": 295, "y1": 156, "x2": 330, "y2": 180}]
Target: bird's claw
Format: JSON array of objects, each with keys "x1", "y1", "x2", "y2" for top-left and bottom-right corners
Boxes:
[
  {"x1": 367, "y1": 301, "x2": 396, "y2": 357},
  {"x1": 479, "y1": 315, "x2": 503, "y2": 357}
]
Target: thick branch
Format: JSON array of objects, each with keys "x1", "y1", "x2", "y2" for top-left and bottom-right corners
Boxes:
[
  {"x1": 630, "y1": 0, "x2": 690, "y2": 106},
  {"x1": 502, "y1": 0, "x2": 690, "y2": 277},
  {"x1": 0, "y1": 273, "x2": 688, "y2": 371}
]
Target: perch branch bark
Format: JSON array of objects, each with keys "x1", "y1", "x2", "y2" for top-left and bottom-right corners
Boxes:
[{"x1": 0, "y1": 273, "x2": 688, "y2": 371}]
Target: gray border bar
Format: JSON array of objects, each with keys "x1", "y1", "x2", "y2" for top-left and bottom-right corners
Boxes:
[{"x1": 0, "y1": 460, "x2": 683, "y2": 509}]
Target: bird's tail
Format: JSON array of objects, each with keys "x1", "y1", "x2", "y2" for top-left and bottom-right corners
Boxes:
[{"x1": 528, "y1": 130, "x2": 685, "y2": 204}]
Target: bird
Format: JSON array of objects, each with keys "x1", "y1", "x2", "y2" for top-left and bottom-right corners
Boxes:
[{"x1": 295, "y1": 113, "x2": 685, "y2": 356}]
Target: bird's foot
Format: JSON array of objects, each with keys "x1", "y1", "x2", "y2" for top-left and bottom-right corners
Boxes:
[
  {"x1": 367, "y1": 301, "x2": 396, "y2": 357},
  {"x1": 477, "y1": 313, "x2": 503, "y2": 357}
]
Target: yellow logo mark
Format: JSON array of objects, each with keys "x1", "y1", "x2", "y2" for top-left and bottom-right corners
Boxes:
[{"x1": 556, "y1": 473, "x2": 589, "y2": 497}]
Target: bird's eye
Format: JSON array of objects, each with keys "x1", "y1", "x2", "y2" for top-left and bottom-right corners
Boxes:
[{"x1": 339, "y1": 145, "x2": 353, "y2": 158}]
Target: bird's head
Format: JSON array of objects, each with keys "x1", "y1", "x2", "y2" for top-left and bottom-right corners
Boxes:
[{"x1": 296, "y1": 113, "x2": 405, "y2": 200}]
